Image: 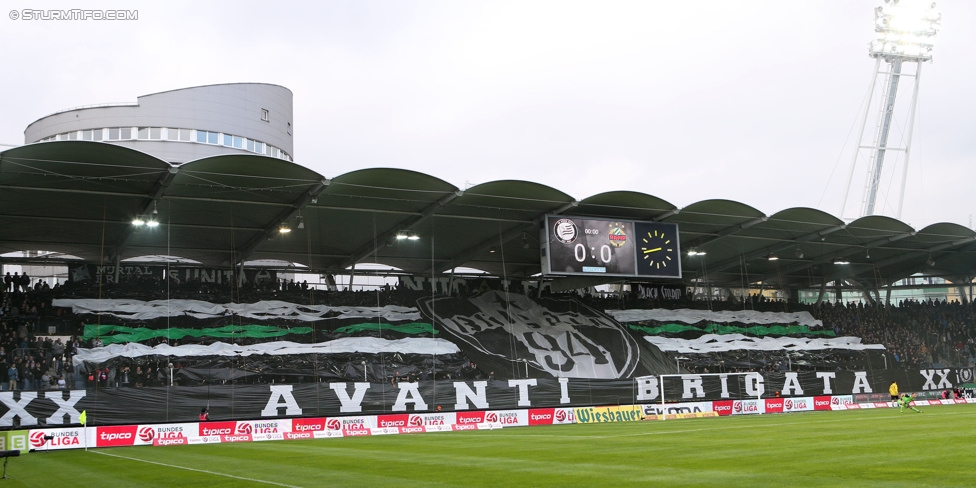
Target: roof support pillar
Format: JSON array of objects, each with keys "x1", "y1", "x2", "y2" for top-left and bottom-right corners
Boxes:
[
  {"x1": 109, "y1": 166, "x2": 180, "y2": 262},
  {"x1": 341, "y1": 190, "x2": 463, "y2": 270},
  {"x1": 236, "y1": 179, "x2": 331, "y2": 265}
]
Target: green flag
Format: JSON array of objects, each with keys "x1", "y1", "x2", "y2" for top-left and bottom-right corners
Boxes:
[{"x1": 79, "y1": 410, "x2": 87, "y2": 425}]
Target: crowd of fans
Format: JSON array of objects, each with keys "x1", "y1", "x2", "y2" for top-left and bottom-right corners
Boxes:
[
  {"x1": 1, "y1": 271, "x2": 975, "y2": 391},
  {"x1": 0, "y1": 277, "x2": 79, "y2": 391}
]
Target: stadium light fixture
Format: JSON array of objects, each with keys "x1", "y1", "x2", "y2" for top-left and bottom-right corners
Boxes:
[
  {"x1": 147, "y1": 203, "x2": 160, "y2": 227},
  {"x1": 395, "y1": 231, "x2": 408, "y2": 240},
  {"x1": 132, "y1": 217, "x2": 146, "y2": 226},
  {"x1": 279, "y1": 223, "x2": 291, "y2": 234},
  {"x1": 687, "y1": 248, "x2": 705, "y2": 256},
  {"x1": 833, "y1": 257, "x2": 851, "y2": 265},
  {"x1": 845, "y1": 0, "x2": 941, "y2": 219},
  {"x1": 870, "y1": 0, "x2": 941, "y2": 62},
  {"x1": 407, "y1": 232, "x2": 420, "y2": 241},
  {"x1": 767, "y1": 254, "x2": 779, "y2": 261}
]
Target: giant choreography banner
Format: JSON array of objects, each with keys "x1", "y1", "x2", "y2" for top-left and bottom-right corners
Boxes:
[{"x1": 1, "y1": 367, "x2": 970, "y2": 428}]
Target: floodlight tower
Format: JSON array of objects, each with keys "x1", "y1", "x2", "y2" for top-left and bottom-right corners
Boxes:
[{"x1": 841, "y1": 0, "x2": 940, "y2": 218}]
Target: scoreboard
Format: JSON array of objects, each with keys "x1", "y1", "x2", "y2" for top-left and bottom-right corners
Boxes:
[{"x1": 541, "y1": 215, "x2": 681, "y2": 278}]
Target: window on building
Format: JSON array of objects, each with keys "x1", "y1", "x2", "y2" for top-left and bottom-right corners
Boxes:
[
  {"x1": 138, "y1": 127, "x2": 149, "y2": 140},
  {"x1": 82, "y1": 130, "x2": 93, "y2": 141},
  {"x1": 233, "y1": 136, "x2": 243, "y2": 149},
  {"x1": 223, "y1": 134, "x2": 233, "y2": 146},
  {"x1": 167, "y1": 128, "x2": 179, "y2": 141},
  {"x1": 109, "y1": 128, "x2": 120, "y2": 140},
  {"x1": 179, "y1": 129, "x2": 191, "y2": 141},
  {"x1": 254, "y1": 141, "x2": 264, "y2": 154},
  {"x1": 92, "y1": 129, "x2": 102, "y2": 141},
  {"x1": 261, "y1": 109, "x2": 269, "y2": 121},
  {"x1": 121, "y1": 127, "x2": 132, "y2": 139},
  {"x1": 197, "y1": 130, "x2": 218, "y2": 144},
  {"x1": 150, "y1": 128, "x2": 161, "y2": 140},
  {"x1": 247, "y1": 139, "x2": 254, "y2": 152}
]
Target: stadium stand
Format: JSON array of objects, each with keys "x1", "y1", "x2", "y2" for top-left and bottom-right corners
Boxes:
[{"x1": 1, "y1": 278, "x2": 973, "y2": 392}]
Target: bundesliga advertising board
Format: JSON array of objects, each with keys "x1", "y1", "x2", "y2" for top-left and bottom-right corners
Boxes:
[{"x1": 22, "y1": 394, "x2": 976, "y2": 451}]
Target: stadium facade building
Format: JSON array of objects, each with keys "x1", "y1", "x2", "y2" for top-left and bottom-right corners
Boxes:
[{"x1": 23, "y1": 83, "x2": 293, "y2": 164}]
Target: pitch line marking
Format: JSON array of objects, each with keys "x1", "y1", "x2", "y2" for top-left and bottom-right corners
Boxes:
[{"x1": 91, "y1": 450, "x2": 303, "y2": 488}]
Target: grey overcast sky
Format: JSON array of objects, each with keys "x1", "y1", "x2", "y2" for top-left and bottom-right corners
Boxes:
[{"x1": 2, "y1": 1, "x2": 974, "y2": 230}]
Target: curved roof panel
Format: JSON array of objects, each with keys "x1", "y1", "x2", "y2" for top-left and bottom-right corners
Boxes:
[
  {"x1": 3, "y1": 141, "x2": 976, "y2": 292},
  {"x1": 576, "y1": 191, "x2": 676, "y2": 220},
  {"x1": 0, "y1": 142, "x2": 170, "y2": 260}
]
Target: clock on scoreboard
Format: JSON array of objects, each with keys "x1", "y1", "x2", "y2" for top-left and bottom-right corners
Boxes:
[{"x1": 542, "y1": 216, "x2": 681, "y2": 278}]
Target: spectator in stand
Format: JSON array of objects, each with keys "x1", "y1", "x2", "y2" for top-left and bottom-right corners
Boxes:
[
  {"x1": 17, "y1": 272, "x2": 29, "y2": 293},
  {"x1": 33, "y1": 363, "x2": 44, "y2": 390},
  {"x1": 20, "y1": 362, "x2": 31, "y2": 391},
  {"x1": 6, "y1": 363, "x2": 17, "y2": 391}
]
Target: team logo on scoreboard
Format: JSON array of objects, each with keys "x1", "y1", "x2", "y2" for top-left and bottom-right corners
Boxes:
[
  {"x1": 552, "y1": 219, "x2": 579, "y2": 244},
  {"x1": 607, "y1": 222, "x2": 627, "y2": 247}
]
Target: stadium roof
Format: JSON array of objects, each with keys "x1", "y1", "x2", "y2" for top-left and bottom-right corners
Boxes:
[{"x1": 2, "y1": 141, "x2": 976, "y2": 292}]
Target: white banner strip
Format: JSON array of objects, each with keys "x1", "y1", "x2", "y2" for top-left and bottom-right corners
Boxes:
[
  {"x1": 73, "y1": 337, "x2": 459, "y2": 365},
  {"x1": 52, "y1": 298, "x2": 421, "y2": 322},
  {"x1": 643, "y1": 334, "x2": 885, "y2": 353},
  {"x1": 607, "y1": 309, "x2": 822, "y2": 328}
]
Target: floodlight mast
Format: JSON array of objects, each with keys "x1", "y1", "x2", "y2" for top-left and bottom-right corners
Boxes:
[{"x1": 841, "y1": 0, "x2": 940, "y2": 219}]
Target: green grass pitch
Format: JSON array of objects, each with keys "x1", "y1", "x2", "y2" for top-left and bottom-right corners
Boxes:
[{"x1": 7, "y1": 405, "x2": 975, "y2": 487}]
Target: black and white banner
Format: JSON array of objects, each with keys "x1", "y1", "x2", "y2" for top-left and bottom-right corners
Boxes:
[
  {"x1": 69, "y1": 264, "x2": 277, "y2": 286},
  {"x1": 1, "y1": 367, "x2": 970, "y2": 428},
  {"x1": 418, "y1": 291, "x2": 677, "y2": 380},
  {"x1": 634, "y1": 285, "x2": 685, "y2": 301}
]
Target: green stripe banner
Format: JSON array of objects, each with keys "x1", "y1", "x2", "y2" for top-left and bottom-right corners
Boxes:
[
  {"x1": 83, "y1": 324, "x2": 312, "y2": 344},
  {"x1": 84, "y1": 322, "x2": 438, "y2": 344}
]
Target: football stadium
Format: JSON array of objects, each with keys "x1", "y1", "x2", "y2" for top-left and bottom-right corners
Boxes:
[{"x1": 2, "y1": 1, "x2": 976, "y2": 487}]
